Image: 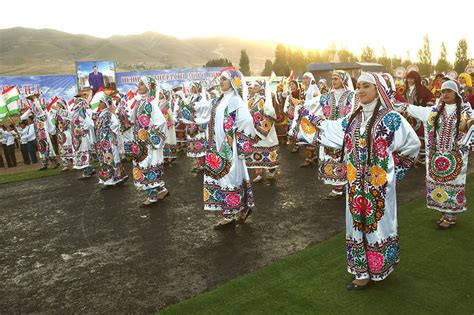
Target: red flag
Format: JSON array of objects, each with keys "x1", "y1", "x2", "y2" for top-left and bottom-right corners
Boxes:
[
  {"x1": 288, "y1": 70, "x2": 296, "y2": 82},
  {"x1": 126, "y1": 89, "x2": 138, "y2": 109},
  {"x1": 46, "y1": 96, "x2": 59, "y2": 112},
  {"x1": 182, "y1": 83, "x2": 187, "y2": 95}
]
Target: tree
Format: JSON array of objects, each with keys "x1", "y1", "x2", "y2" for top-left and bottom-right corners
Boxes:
[
  {"x1": 272, "y1": 44, "x2": 290, "y2": 76},
  {"x1": 239, "y1": 49, "x2": 251, "y2": 76},
  {"x1": 288, "y1": 48, "x2": 306, "y2": 75},
  {"x1": 402, "y1": 50, "x2": 412, "y2": 68},
  {"x1": 204, "y1": 58, "x2": 233, "y2": 67},
  {"x1": 454, "y1": 39, "x2": 469, "y2": 74},
  {"x1": 377, "y1": 47, "x2": 392, "y2": 73},
  {"x1": 417, "y1": 34, "x2": 432, "y2": 76},
  {"x1": 391, "y1": 55, "x2": 402, "y2": 70},
  {"x1": 261, "y1": 59, "x2": 273, "y2": 76},
  {"x1": 361, "y1": 46, "x2": 376, "y2": 62},
  {"x1": 337, "y1": 49, "x2": 359, "y2": 63},
  {"x1": 435, "y1": 41, "x2": 451, "y2": 73}
]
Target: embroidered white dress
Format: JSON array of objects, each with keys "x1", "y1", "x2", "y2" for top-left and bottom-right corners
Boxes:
[{"x1": 313, "y1": 102, "x2": 420, "y2": 280}]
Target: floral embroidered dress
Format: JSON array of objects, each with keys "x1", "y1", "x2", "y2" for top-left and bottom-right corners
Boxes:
[
  {"x1": 130, "y1": 77, "x2": 168, "y2": 197},
  {"x1": 288, "y1": 83, "x2": 321, "y2": 144},
  {"x1": 160, "y1": 97, "x2": 178, "y2": 160},
  {"x1": 203, "y1": 70, "x2": 256, "y2": 219},
  {"x1": 55, "y1": 102, "x2": 75, "y2": 165},
  {"x1": 312, "y1": 73, "x2": 420, "y2": 281},
  {"x1": 180, "y1": 93, "x2": 208, "y2": 158},
  {"x1": 317, "y1": 87, "x2": 356, "y2": 185},
  {"x1": 70, "y1": 100, "x2": 95, "y2": 170},
  {"x1": 94, "y1": 107, "x2": 128, "y2": 186},
  {"x1": 400, "y1": 102, "x2": 473, "y2": 213},
  {"x1": 21, "y1": 99, "x2": 58, "y2": 166},
  {"x1": 114, "y1": 93, "x2": 133, "y2": 158},
  {"x1": 246, "y1": 93, "x2": 279, "y2": 169}
]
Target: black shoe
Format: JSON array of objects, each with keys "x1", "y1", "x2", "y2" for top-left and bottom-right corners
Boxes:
[
  {"x1": 38, "y1": 166, "x2": 47, "y2": 171},
  {"x1": 346, "y1": 281, "x2": 370, "y2": 290}
]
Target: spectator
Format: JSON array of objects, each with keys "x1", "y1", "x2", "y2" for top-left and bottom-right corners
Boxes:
[
  {"x1": 26, "y1": 117, "x2": 38, "y2": 164},
  {"x1": 18, "y1": 120, "x2": 31, "y2": 165},
  {"x1": 3, "y1": 124, "x2": 17, "y2": 167}
]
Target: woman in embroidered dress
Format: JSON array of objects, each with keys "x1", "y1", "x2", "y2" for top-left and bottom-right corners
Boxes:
[
  {"x1": 94, "y1": 94, "x2": 128, "y2": 187},
  {"x1": 21, "y1": 93, "x2": 60, "y2": 171},
  {"x1": 70, "y1": 92, "x2": 96, "y2": 178},
  {"x1": 246, "y1": 81, "x2": 279, "y2": 182},
  {"x1": 318, "y1": 79, "x2": 329, "y2": 95},
  {"x1": 173, "y1": 91, "x2": 188, "y2": 153},
  {"x1": 180, "y1": 82, "x2": 208, "y2": 172},
  {"x1": 396, "y1": 80, "x2": 474, "y2": 228},
  {"x1": 130, "y1": 76, "x2": 169, "y2": 206},
  {"x1": 316, "y1": 70, "x2": 356, "y2": 199},
  {"x1": 51, "y1": 99, "x2": 75, "y2": 171},
  {"x1": 311, "y1": 72, "x2": 420, "y2": 289},
  {"x1": 284, "y1": 80, "x2": 302, "y2": 153},
  {"x1": 202, "y1": 69, "x2": 256, "y2": 228},
  {"x1": 273, "y1": 82, "x2": 289, "y2": 144},
  {"x1": 159, "y1": 89, "x2": 178, "y2": 164},
  {"x1": 289, "y1": 72, "x2": 321, "y2": 167}
]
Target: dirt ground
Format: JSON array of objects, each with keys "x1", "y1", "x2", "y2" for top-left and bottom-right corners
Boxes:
[{"x1": 0, "y1": 146, "x2": 463, "y2": 312}]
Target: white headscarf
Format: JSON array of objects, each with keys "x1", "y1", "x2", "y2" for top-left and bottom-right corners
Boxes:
[
  {"x1": 441, "y1": 80, "x2": 462, "y2": 98},
  {"x1": 357, "y1": 72, "x2": 394, "y2": 110},
  {"x1": 303, "y1": 72, "x2": 315, "y2": 84}
]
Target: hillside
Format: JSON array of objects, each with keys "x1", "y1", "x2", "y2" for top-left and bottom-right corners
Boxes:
[{"x1": 0, "y1": 27, "x2": 277, "y2": 76}]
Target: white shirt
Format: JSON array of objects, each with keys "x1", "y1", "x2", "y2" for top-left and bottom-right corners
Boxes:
[
  {"x1": 26, "y1": 124, "x2": 36, "y2": 142},
  {"x1": 4, "y1": 130, "x2": 17, "y2": 146},
  {"x1": 19, "y1": 127, "x2": 28, "y2": 144}
]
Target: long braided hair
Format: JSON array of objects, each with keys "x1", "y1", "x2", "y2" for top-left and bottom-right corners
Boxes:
[{"x1": 431, "y1": 95, "x2": 462, "y2": 150}]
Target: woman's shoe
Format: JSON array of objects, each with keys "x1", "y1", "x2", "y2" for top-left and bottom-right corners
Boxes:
[
  {"x1": 322, "y1": 191, "x2": 343, "y2": 200},
  {"x1": 157, "y1": 189, "x2": 170, "y2": 200},
  {"x1": 253, "y1": 174, "x2": 263, "y2": 183},
  {"x1": 141, "y1": 199, "x2": 158, "y2": 207},
  {"x1": 437, "y1": 218, "x2": 455, "y2": 229},
  {"x1": 236, "y1": 208, "x2": 253, "y2": 224},
  {"x1": 213, "y1": 219, "x2": 236, "y2": 229},
  {"x1": 346, "y1": 280, "x2": 370, "y2": 290}
]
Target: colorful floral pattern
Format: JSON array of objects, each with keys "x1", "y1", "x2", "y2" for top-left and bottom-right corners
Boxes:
[{"x1": 346, "y1": 236, "x2": 399, "y2": 281}]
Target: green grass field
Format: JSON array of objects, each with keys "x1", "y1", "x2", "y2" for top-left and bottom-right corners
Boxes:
[
  {"x1": 0, "y1": 162, "x2": 103, "y2": 185},
  {"x1": 162, "y1": 175, "x2": 474, "y2": 314},
  {"x1": 0, "y1": 167, "x2": 70, "y2": 184}
]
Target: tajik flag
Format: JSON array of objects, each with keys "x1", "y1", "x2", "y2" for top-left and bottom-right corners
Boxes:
[
  {"x1": 46, "y1": 96, "x2": 59, "y2": 112},
  {"x1": 126, "y1": 89, "x2": 138, "y2": 109},
  {"x1": 89, "y1": 88, "x2": 104, "y2": 112},
  {"x1": 0, "y1": 86, "x2": 20, "y2": 119}
]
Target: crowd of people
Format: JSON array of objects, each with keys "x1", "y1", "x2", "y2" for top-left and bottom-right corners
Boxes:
[{"x1": 1, "y1": 67, "x2": 474, "y2": 290}]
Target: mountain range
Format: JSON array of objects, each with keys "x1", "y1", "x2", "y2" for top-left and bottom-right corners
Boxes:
[{"x1": 0, "y1": 27, "x2": 277, "y2": 76}]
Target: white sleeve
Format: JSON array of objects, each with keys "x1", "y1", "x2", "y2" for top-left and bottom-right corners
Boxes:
[
  {"x1": 406, "y1": 104, "x2": 433, "y2": 123},
  {"x1": 20, "y1": 109, "x2": 32, "y2": 120},
  {"x1": 194, "y1": 99, "x2": 212, "y2": 125},
  {"x1": 316, "y1": 117, "x2": 346, "y2": 149},
  {"x1": 110, "y1": 113, "x2": 121, "y2": 135}
]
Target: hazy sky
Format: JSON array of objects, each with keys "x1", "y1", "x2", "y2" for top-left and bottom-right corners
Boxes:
[{"x1": 2, "y1": 0, "x2": 473, "y2": 62}]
